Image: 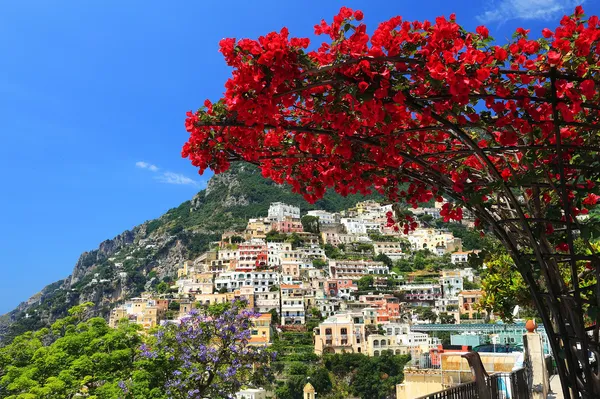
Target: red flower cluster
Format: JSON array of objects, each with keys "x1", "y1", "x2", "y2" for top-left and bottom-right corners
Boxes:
[{"x1": 183, "y1": 6, "x2": 600, "y2": 253}]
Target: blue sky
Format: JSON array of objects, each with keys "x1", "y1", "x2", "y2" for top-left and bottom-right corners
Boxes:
[{"x1": 0, "y1": 0, "x2": 595, "y2": 314}]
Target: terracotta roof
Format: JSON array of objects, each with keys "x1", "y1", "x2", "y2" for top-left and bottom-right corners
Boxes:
[
  {"x1": 248, "y1": 336, "x2": 270, "y2": 344},
  {"x1": 458, "y1": 290, "x2": 484, "y2": 296},
  {"x1": 280, "y1": 284, "x2": 301, "y2": 289}
]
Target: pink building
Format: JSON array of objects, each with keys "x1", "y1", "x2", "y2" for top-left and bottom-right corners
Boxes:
[
  {"x1": 273, "y1": 216, "x2": 303, "y2": 233},
  {"x1": 236, "y1": 242, "x2": 268, "y2": 271},
  {"x1": 326, "y1": 279, "x2": 356, "y2": 297}
]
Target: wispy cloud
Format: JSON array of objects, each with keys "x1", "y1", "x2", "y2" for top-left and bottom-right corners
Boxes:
[
  {"x1": 155, "y1": 172, "x2": 200, "y2": 187},
  {"x1": 135, "y1": 161, "x2": 200, "y2": 187},
  {"x1": 135, "y1": 161, "x2": 159, "y2": 172},
  {"x1": 477, "y1": 0, "x2": 582, "y2": 24}
]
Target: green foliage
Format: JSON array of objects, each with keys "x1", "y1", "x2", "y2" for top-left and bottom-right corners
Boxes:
[
  {"x1": 312, "y1": 259, "x2": 328, "y2": 269},
  {"x1": 368, "y1": 232, "x2": 401, "y2": 242},
  {"x1": 269, "y1": 308, "x2": 280, "y2": 325},
  {"x1": 463, "y1": 280, "x2": 481, "y2": 290},
  {"x1": 439, "y1": 312, "x2": 456, "y2": 324},
  {"x1": 266, "y1": 230, "x2": 287, "y2": 242},
  {"x1": 286, "y1": 233, "x2": 303, "y2": 249},
  {"x1": 352, "y1": 243, "x2": 374, "y2": 254},
  {"x1": 374, "y1": 253, "x2": 393, "y2": 267},
  {"x1": 323, "y1": 244, "x2": 342, "y2": 259},
  {"x1": 438, "y1": 221, "x2": 499, "y2": 251},
  {"x1": 301, "y1": 215, "x2": 320, "y2": 234},
  {"x1": 351, "y1": 352, "x2": 410, "y2": 399},
  {"x1": 357, "y1": 275, "x2": 374, "y2": 291},
  {"x1": 479, "y1": 254, "x2": 533, "y2": 322},
  {"x1": 323, "y1": 352, "x2": 410, "y2": 399},
  {"x1": 0, "y1": 310, "x2": 158, "y2": 399},
  {"x1": 415, "y1": 307, "x2": 437, "y2": 323},
  {"x1": 156, "y1": 281, "x2": 169, "y2": 294}
]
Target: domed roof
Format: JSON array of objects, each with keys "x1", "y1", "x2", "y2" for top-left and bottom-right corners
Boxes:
[{"x1": 303, "y1": 382, "x2": 316, "y2": 393}]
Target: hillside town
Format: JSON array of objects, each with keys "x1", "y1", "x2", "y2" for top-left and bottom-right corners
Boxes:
[{"x1": 107, "y1": 200, "x2": 534, "y2": 398}]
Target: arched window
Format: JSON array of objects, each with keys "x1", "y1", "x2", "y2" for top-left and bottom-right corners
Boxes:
[
  {"x1": 373, "y1": 350, "x2": 380, "y2": 357},
  {"x1": 373, "y1": 340, "x2": 379, "y2": 347}
]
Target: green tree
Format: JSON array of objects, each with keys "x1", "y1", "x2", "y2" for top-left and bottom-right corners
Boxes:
[
  {"x1": 323, "y1": 244, "x2": 342, "y2": 259},
  {"x1": 357, "y1": 275, "x2": 374, "y2": 291},
  {"x1": 479, "y1": 253, "x2": 533, "y2": 322},
  {"x1": 351, "y1": 352, "x2": 410, "y2": 399},
  {"x1": 374, "y1": 253, "x2": 393, "y2": 268},
  {"x1": 463, "y1": 280, "x2": 480, "y2": 290},
  {"x1": 416, "y1": 308, "x2": 437, "y2": 323},
  {"x1": 286, "y1": 233, "x2": 303, "y2": 249},
  {"x1": 0, "y1": 308, "x2": 160, "y2": 399},
  {"x1": 301, "y1": 215, "x2": 320, "y2": 234},
  {"x1": 156, "y1": 281, "x2": 169, "y2": 294},
  {"x1": 269, "y1": 308, "x2": 280, "y2": 325},
  {"x1": 439, "y1": 312, "x2": 456, "y2": 324},
  {"x1": 309, "y1": 366, "x2": 333, "y2": 396}
]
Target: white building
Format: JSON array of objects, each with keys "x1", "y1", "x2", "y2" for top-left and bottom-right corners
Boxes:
[
  {"x1": 307, "y1": 210, "x2": 338, "y2": 224},
  {"x1": 254, "y1": 291, "x2": 280, "y2": 314},
  {"x1": 215, "y1": 271, "x2": 280, "y2": 293},
  {"x1": 329, "y1": 260, "x2": 389, "y2": 280},
  {"x1": 236, "y1": 388, "x2": 270, "y2": 399},
  {"x1": 268, "y1": 202, "x2": 300, "y2": 222},
  {"x1": 373, "y1": 242, "x2": 406, "y2": 261},
  {"x1": 280, "y1": 284, "x2": 305, "y2": 325},
  {"x1": 451, "y1": 250, "x2": 480, "y2": 264},
  {"x1": 439, "y1": 270, "x2": 464, "y2": 299},
  {"x1": 341, "y1": 218, "x2": 368, "y2": 235}
]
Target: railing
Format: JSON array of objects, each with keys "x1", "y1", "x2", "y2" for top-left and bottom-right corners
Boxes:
[
  {"x1": 490, "y1": 368, "x2": 530, "y2": 399},
  {"x1": 415, "y1": 381, "x2": 479, "y2": 399},
  {"x1": 414, "y1": 368, "x2": 531, "y2": 399}
]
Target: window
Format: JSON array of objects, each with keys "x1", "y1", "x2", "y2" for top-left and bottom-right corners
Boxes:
[
  {"x1": 325, "y1": 328, "x2": 332, "y2": 335},
  {"x1": 341, "y1": 328, "x2": 347, "y2": 334}
]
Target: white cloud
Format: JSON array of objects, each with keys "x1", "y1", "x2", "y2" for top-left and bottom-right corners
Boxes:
[
  {"x1": 155, "y1": 171, "x2": 200, "y2": 187},
  {"x1": 477, "y1": 0, "x2": 582, "y2": 24},
  {"x1": 135, "y1": 161, "x2": 159, "y2": 172},
  {"x1": 136, "y1": 161, "x2": 200, "y2": 187}
]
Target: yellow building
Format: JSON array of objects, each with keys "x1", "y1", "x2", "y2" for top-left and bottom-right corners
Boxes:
[
  {"x1": 249, "y1": 313, "x2": 273, "y2": 346},
  {"x1": 313, "y1": 314, "x2": 366, "y2": 355},
  {"x1": 458, "y1": 290, "x2": 486, "y2": 320},
  {"x1": 407, "y1": 228, "x2": 463, "y2": 253},
  {"x1": 108, "y1": 297, "x2": 168, "y2": 330},
  {"x1": 177, "y1": 260, "x2": 194, "y2": 278},
  {"x1": 245, "y1": 218, "x2": 272, "y2": 240}
]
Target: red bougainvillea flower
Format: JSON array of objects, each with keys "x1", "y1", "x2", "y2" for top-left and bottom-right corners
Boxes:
[
  {"x1": 181, "y1": 7, "x2": 600, "y2": 397},
  {"x1": 182, "y1": 7, "x2": 600, "y2": 393}
]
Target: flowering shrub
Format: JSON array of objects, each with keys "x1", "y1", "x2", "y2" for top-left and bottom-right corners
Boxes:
[
  {"x1": 138, "y1": 300, "x2": 274, "y2": 399},
  {"x1": 182, "y1": 6, "x2": 600, "y2": 397}
]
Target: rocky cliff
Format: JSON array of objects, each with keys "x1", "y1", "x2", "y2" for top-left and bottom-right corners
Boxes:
[{"x1": 0, "y1": 163, "x2": 373, "y2": 343}]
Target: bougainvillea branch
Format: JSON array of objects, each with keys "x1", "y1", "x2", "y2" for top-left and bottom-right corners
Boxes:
[{"x1": 183, "y1": 6, "x2": 600, "y2": 398}]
